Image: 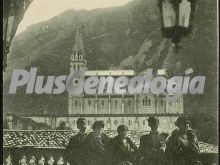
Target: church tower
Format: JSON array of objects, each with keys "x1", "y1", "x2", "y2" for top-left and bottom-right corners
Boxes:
[
  {"x1": 68, "y1": 26, "x2": 87, "y2": 115},
  {"x1": 70, "y1": 26, "x2": 87, "y2": 73}
]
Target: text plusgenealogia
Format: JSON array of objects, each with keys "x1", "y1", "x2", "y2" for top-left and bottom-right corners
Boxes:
[{"x1": 9, "y1": 68, "x2": 205, "y2": 102}]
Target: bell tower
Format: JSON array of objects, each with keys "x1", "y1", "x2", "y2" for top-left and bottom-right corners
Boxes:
[
  {"x1": 68, "y1": 26, "x2": 87, "y2": 115},
  {"x1": 70, "y1": 26, "x2": 87, "y2": 73}
]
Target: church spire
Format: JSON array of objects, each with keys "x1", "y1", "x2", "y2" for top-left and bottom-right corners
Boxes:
[
  {"x1": 70, "y1": 25, "x2": 87, "y2": 72},
  {"x1": 72, "y1": 25, "x2": 85, "y2": 55}
]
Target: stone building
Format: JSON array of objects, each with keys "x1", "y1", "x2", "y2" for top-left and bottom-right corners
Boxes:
[
  {"x1": 67, "y1": 27, "x2": 184, "y2": 131},
  {"x1": 4, "y1": 27, "x2": 184, "y2": 132}
]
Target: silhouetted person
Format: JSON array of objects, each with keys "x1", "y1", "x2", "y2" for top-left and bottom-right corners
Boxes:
[
  {"x1": 83, "y1": 120, "x2": 110, "y2": 165},
  {"x1": 137, "y1": 115, "x2": 168, "y2": 165},
  {"x1": 66, "y1": 118, "x2": 87, "y2": 165},
  {"x1": 165, "y1": 115, "x2": 201, "y2": 165},
  {"x1": 106, "y1": 125, "x2": 137, "y2": 165}
]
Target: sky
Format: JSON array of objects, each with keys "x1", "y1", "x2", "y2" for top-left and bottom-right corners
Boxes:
[{"x1": 16, "y1": 0, "x2": 133, "y2": 35}]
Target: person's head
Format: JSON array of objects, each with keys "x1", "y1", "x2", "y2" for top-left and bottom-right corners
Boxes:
[
  {"x1": 148, "y1": 115, "x2": 159, "y2": 131},
  {"x1": 92, "y1": 120, "x2": 104, "y2": 136},
  {"x1": 117, "y1": 125, "x2": 128, "y2": 139},
  {"x1": 175, "y1": 115, "x2": 190, "y2": 133},
  {"x1": 77, "y1": 118, "x2": 86, "y2": 133}
]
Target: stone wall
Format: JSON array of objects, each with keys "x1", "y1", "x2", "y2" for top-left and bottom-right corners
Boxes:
[{"x1": 19, "y1": 115, "x2": 179, "y2": 132}]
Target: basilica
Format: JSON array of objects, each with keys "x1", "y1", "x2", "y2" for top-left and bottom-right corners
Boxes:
[
  {"x1": 4, "y1": 27, "x2": 184, "y2": 132},
  {"x1": 67, "y1": 27, "x2": 184, "y2": 132}
]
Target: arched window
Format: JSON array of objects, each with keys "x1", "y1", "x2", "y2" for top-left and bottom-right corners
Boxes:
[
  {"x1": 71, "y1": 55, "x2": 74, "y2": 61},
  {"x1": 143, "y1": 97, "x2": 148, "y2": 106},
  {"x1": 115, "y1": 100, "x2": 118, "y2": 106},
  {"x1": 102, "y1": 100, "x2": 105, "y2": 107},
  {"x1": 160, "y1": 100, "x2": 164, "y2": 106},
  {"x1": 145, "y1": 97, "x2": 148, "y2": 105},
  {"x1": 128, "y1": 100, "x2": 131, "y2": 107},
  {"x1": 75, "y1": 100, "x2": 78, "y2": 107},
  {"x1": 148, "y1": 99, "x2": 151, "y2": 106},
  {"x1": 114, "y1": 120, "x2": 118, "y2": 125},
  {"x1": 74, "y1": 79, "x2": 79, "y2": 84},
  {"x1": 88, "y1": 100, "x2": 91, "y2": 106},
  {"x1": 79, "y1": 55, "x2": 82, "y2": 61},
  {"x1": 129, "y1": 120, "x2": 132, "y2": 126}
]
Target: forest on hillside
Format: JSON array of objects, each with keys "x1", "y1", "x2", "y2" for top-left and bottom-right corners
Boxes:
[{"x1": 3, "y1": 0, "x2": 217, "y2": 144}]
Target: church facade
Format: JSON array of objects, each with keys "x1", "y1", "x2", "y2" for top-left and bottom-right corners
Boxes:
[
  {"x1": 3, "y1": 28, "x2": 184, "y2": 132},
  {"x1": 68, "y1": 27, "x2": 184, "y2": 131}
]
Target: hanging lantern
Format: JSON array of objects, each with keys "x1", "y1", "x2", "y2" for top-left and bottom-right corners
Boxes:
[
  {"x1": 158, "y1": 0, "x2": 197, "y2": 47},
  {"x1": 3, "y1": 0, "x2": 33, "y2": 71}
]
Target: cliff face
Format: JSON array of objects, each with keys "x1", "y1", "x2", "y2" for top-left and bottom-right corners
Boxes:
[
  {"x1": 4, "y1": 0, "x2": 164, "y2": 114},
  {"x1": 3, "y1": 0, "x2": 217, "y2": 143}
]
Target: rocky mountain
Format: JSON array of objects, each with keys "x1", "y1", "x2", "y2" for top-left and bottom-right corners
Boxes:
[{"x1": 3, "y1": 0, "x2": 217, "y2": 144}]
